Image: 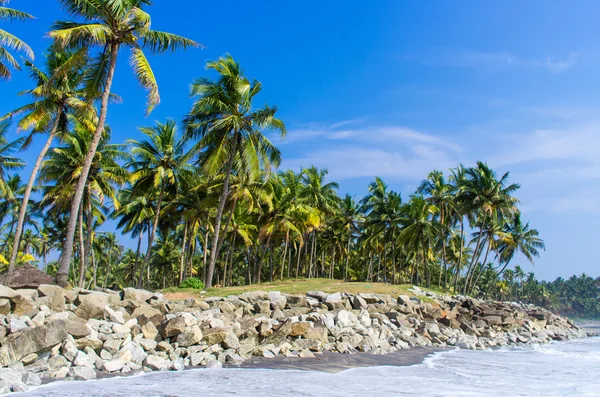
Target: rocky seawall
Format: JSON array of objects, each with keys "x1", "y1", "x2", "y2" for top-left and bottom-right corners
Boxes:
[{"x1": 0, "y1": 284, "x2": 589, "y2": 394}]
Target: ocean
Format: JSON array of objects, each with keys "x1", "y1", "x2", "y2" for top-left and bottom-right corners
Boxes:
[{"x1": 16, "y1": 337, "x2": 600, "y2": 397}]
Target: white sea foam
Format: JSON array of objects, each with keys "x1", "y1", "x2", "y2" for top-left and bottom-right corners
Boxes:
[{"x1": 16, "y1": 337, "x2": 600, "y2": 397}]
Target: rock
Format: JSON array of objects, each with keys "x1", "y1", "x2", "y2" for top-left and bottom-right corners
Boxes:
[
  {"x1": 352, "y1": 295, "x2": 368, "y2": 310},
  {"x1": 304, "y1": 326, "x2": 329, "y2": 344},
  {"x1": 66, "y1": 319, "x2": 91, "y2": 338},
  {"x1": 483, "y1": 316, "x2": 503, "y2": 326},
  {"x1": 73, "y1": 350, "x2": 93, "y2": 367},
  {"x1": 202, "y1": 327, "x2": 233, "y2": 345},
  {"x1": 176, "y1": 326, "x2": 203, "y2": 347},
  {"x1": 61, "y1": 340, "x2": 79, "y2": 362},
  {"x1": 10, "y1": 317, "x2": 28, "y2": 333},
  {"x1": 335, "y1": 310, "x2": 356, "y2": 327},
  {"x1": 290, "y1": 321, "x2": 312, "y2": 337},
  {"x1": 254, "y1": 301, "x2": 271, "y2": 314},
  {"x1": 141, "y1": 319, "x2": 159, "y2": 341},
  {"x1": 75, "y1": 293, "x2": 109, "y2": 320},
  {"x1": 0, "y1": 298, "x2": 11, "y2": 315},
  {"x1": 11, "y1": 381, "x2": 29, "y2": 392},
  {"x1": 11, "y1": 294, "x2": 36, "y2": 316},
  {"x1": 20, "y1": 353, "x2": 38, "y2": 365},
  {"x1": 0, "y1": 320, "x2": 68, "y2": 366},
  {"x1": 143, "y1": 355, "x2": 169, "y2": 371},
  {"x1": 69, "y1": 366, "x2": 97, "y2": 380},
  {"x1": 105, "y1": 306, "x2": 126, "y2": 324},
  {"x1": 119, "y1": 342, "x2": 147, "y2": 364},
  {"x1": 0, "y1": 264, "x2": 53, "y2": 289},
  {"x1": 22, "y1": 372, "x2": 41, "y2": 386},
  {"x1": 74, "y1": 336, "x2": 103, "y2": 351},
  {"x1": 0, "y1": 286, "x2": 16, "y2": 299},
  {"x1": 123, "y1": 288, "x2": 154, "y2": 302},
  {"x1": 265, "y1": 319, "x2": 293, "y2": 345},
  {"x1": 163, "y1": 317, "x2": 188, "y2": 337},
  {"x1": 0, "y1": 368, "x2": 22, "y2": 387},
  {"x1": 102, "y1": 358, "x2": 126, "y2": 372},
  {"x1": 205, "y1": 359, "x2": 222, "y2": 369}
]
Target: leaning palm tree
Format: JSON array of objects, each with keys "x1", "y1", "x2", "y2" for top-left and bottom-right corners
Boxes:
[
  {"x1": 496, "y1": 213, "x2": 545, "y2": 276},
  {"x1": 0, "y1": 0, "x2": 34, "y2": 80},
  {"x1": 184, "y1": 54, "x2": 285, "y2": 288},
  {"x1": 39, "y1": 119, "x2": 129, "y2": 286},
  {"x1": 3, "y1": 45, "x2": 92, "y2": 276},
  {"x1": 51, "y1": 0, "x2": 199, "y2": 287},
  {"x1": 127, "y1": 119, "x2": 190, "y2": 288}
]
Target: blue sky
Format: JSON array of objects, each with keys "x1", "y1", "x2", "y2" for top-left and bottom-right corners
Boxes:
[{"x1": 2, "y1": 1, "x2": 598, "y2": 280}]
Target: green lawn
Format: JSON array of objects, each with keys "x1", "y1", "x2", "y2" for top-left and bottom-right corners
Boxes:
[{"x1": 162, "y1": 278, "x2": 441, "y2": 301}]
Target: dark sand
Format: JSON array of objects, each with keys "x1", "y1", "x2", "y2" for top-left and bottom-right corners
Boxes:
[{"x1": 231, "y1": 347, "x2": 444, "y2": 373}]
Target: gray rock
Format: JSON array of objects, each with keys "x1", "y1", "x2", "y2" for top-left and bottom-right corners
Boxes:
[
  {"x1": 22, "y1": 371, "x2": 41, "y2": 386},
  {"x1": 69, "y1": 366, "x2": 97, "y2": 380},
  {"x1": 205, "y1": 359, "x2": 222, "y2": 369},
  {"x1": 0, "y1": 320, "x2": 68, "y2": 366},
  {"x1": 143, "y1": 355, "x2": 169, "y2": 371}
]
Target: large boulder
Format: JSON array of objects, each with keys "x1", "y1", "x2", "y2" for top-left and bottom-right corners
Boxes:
[
  {"x1": 0, "y1": 320, "x2": 68, "y2": 366},
  {"x1": 122, "y1": 288, "x2": 154, "y2": 303},
  {"x1": 75, "y1": 293, "x2": 110, "y2": 320},
  {"x1": 0, "y1": 265, "x2": 53, "y2": 289}
]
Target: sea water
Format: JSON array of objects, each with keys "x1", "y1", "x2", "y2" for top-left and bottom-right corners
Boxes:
[{"x1": 16, "y1": 337, "x2": 600, "y2": 397}]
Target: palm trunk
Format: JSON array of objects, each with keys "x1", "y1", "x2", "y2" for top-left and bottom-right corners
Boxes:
[
  {"x1": 56, "y1": 43, "x2": 120, "y2": 287},
  {"x1": 453, "y1": 219, "x2": 465, "y2": 292},
  {"x1": 83, "y1": 191, "x2": 93, "y2": 287},
  {"x1": 330, "y1": 244, "x2": 335, "y2": 279},
  {"x1": 91, "y1": 247, "x2": 97, "y2": 289},
  {"x1": 131, "y1": 232, "x2": 142, "y2": 287},
  {"x1": 224, "y1": 232, "x2": 236, "y2": 286},
  {"x1": 345, "y1": 229, "x2": 351, "y2": 280},
  {"x1": 440, "y1": 210, "x2": 448, "y2": 290},
  {"x1": 7, "y1": 112, "x2": 62, "y2": 277},
  {"x1": 422, "y1": 242, "x2": 430, "y2": 288},
  {"x1": 215, "y1": 197, "x2": 237, "y2": 261},
  {"x1": 463, "y1": 217, "x2": 487, "y2": 294},
  {"x1": 77, "y1": 207, "x2": 85, "y2": 288},
  {"x1": 103, "y1": 247, "x2": 112, "y2": 289},
  {"x1": 391, "y1": 229, "x2": 396, "y2": 284},
  {"x1": 179, "y1": 222, "x2": 189, "y2": 284},
  {"x1": 280, "y1": 230, "x2": 289, "y2": 281},
  {"x1": 469, "y1": 237, "x2": 492, "y2": 294},
  {"x1": 202, "y1": 230, "x2": 208, "y2": 282},
  {"x1": 138, "y1": 182, "x2": 166, "y2": 288},
  {"x1": 205, "y1": 133, "x2": 239, "y2": 288},
  {"x1": 295, "y1": 242, "x2": 302, "y2": 279}
]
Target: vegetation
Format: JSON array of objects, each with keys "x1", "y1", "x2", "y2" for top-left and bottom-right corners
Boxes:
[{"x1": 0, "y1": 1, "x2": 596, "y2": 318}]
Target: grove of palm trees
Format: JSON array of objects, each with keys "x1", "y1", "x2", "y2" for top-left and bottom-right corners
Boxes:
[{"x1": 2, "y1": 0, "x2": 583, "y2": 312}]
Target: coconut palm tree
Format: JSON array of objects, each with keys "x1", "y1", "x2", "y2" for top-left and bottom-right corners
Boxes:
[
  {"x1": 496, "y1": 213, "x2": 545, "y2": 277},
  {"x1": 51, "y1": 0, "x2": 198, "y2": 287},
  {"x1": 39, "y1": 120, "x2": 128, "y2": 286},
  {"x1": 184, "y1": 54, "x2": 285, "y2": 287},
  {"x1": 0, "y1": 0, "x2": 34, "y2": 80},
  {"x1": 127, "y1": 119, "x2": 190, "y2": 288},
  {"x1": 0, "y1": 121, "x2": 23, "y2": 196},
  {"x1": 417, "y1": 170, "x2": 453, "y2": 289},
  {"x1": 2, "y1": 45, "x2": 93, "y2": 276}
]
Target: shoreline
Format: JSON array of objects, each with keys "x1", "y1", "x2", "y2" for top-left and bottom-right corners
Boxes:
[{"x1": 0, "y1": 284, "x2": 590, "y2": 394}]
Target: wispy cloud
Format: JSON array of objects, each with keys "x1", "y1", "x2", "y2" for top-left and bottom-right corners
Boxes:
[
  {"x1": 403, "y1": 49, "x2": 579, "y2": 74},
  {"x1": 280, "y1": 122, "x2": 463, "y2": 181}
]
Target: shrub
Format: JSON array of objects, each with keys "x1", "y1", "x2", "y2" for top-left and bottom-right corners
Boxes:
[{"x1": 179, "y1": 277, "x2": 205, "y2": 290}]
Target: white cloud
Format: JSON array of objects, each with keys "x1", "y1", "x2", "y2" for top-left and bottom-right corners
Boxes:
[
  {"x1": 280, "y1": 123, "x2": 462, "y2": 181},
  {"x1": 403, "y1": 49, "x2": 578, "y2": 74}
]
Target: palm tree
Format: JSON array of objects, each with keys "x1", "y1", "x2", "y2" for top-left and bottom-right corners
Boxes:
[
  {"x1": 127, "y1": 119, "x2": 190, "y2": 288},
  {"x1": 0, "y1": 0, "x2": 34, "y2": 80},
  {"x1": 0, "y1": 121, "x2": 23, "y2": 196},
  {"x1": 39, "y1": 120, "x2": 128, "y2": 286},
  {"x1": 337, "y1": 194, "x2": 362, "y2": 280},
  {"x1": 417, "y1": 170, "x2": 453, "y2": 289},
  {"x1": 3, "y1": 45, "x2": 92, "y2": 276},
  {"x1": 51, "y1": 0, "x2": 198, "y2": 287},
  {"x1": 184, "y1": 54, "x2": 285, "y2": 288},
  {"x1": 496, "y1": 213, "x2": 545, "y2": 277},
  {"x1": 461, "y1": 161, "x2": 520, "y2": 293}
]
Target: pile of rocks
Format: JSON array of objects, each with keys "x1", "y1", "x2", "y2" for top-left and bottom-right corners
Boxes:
[{"x1": 0, "y1": 284, "x2": 588, "y2": 394}]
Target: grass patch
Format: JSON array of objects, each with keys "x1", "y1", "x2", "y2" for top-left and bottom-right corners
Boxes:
[{"x1": 162, "y1": 278, "x2": 441, "y2": 303}]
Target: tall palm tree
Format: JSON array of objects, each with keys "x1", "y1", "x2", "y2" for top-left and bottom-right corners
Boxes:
[
  {"x1": 0, "y1": 0, "x2": 34, "y2": 80},
  {"x1": 127, "y1": 119, "x2": 190, "y2": 288},
  {"x1": 461, "y1": 161, "x2": 520, "y2": 293},
  {"x1": 51, "y1": 0, "x2": 198, "y2": 287},
  {"x1": 39, "y1": 120, "x2": 128, "y2": 286},
  {"x1": 0, "y1": 121, "x2": 23, "y2": 196},
  {"x1": 3, "y1": 45, "x2": 92, "y2": 276},
  {"x1": 184, "y1": 54, "x2": 285, "y2": 288},
  {"x1": 417, "y1": 170, "x2": 453, "y2": 289}
]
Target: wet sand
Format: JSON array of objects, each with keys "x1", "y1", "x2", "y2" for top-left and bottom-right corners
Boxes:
[{"x1": 232, "y1": 347, "x2": 444, "y2": 373}]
